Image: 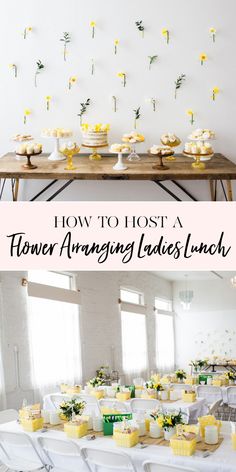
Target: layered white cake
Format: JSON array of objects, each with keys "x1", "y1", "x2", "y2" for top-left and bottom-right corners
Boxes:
[{"x1": 81, "y1": 124, "x2": 109, "y2": 147}]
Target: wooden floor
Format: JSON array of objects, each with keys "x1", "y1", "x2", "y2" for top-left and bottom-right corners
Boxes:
[{"x1": 0, "y1": 152, "x2": 236, "y2": 181}]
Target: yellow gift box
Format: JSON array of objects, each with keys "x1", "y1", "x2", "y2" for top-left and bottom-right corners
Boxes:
[
  {"x1": 160, "y1": 377, "x2": 170, "y2": 384},
  {"x1": 66, "y1": 386, "x2": 81, "y2": 394},
  {"x1": 91, "y1": 390, "x2": 104, "y2": 400},
  {"x1": 101, "y1": 407, "x2": 121, "y2": 415},
  {"x1": 184, "y1": 377, "x2": 196, "y2": 386},
  {"x1": 64, "y1": 420, "x2": 88, "y2": 438},
  {"x1": 198, "y1": 416, "x2": 221, "y2": 438},
  {"x1": 21, "y1": 417, "x2": 44, "y2": 432},
  {"x1": 19, "y1": 404, "x2": 41, "y2": 422},
  {"x1": 145, "y1": 418, "x2": 151, "y2": 432},
  {"x1": 60, "y1": 383, "x2": 69, "y2": 393},
  {"x1": 116, "y1": 392, "x2": 131, "y2": 401},
  {"x1": 182, "y1": 392, "x2": 196, "y2": 403},
  {"x1": 170, "y1": 435, "x2": 196, "y2": 456},
  {"x1": 141, "y1": 392, "x2": 157, "y2": 400},
  {"x1": 232, "y1": 433, "x2": 236, "y2": 450},
  {"x1": 113, "y1": 429, "x2": 139, "y2": 447}
]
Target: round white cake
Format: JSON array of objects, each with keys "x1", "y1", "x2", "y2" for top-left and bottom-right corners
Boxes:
[
  {"x1": 82, "y1": 131, "x2": 108, "y2": 147},
  {"x1": 81, "y1": 124, "x2": 109, "y2": 147}
]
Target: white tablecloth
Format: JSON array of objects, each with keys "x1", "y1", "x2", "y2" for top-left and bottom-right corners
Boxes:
[
  {"x1": 43, "y1": 393, "x2": 208, "y2": 424},
  {"x1": 0, "y1": 421, "x2": 236, "y2": 472}
]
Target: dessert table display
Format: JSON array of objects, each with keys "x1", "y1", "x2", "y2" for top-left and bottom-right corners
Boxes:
[
  {"x1": 0, "y1": 419, "x2": 236, "y2": 472},
  {"x1": 0, "y1": 152, "x2": 235, "y2": 202}
]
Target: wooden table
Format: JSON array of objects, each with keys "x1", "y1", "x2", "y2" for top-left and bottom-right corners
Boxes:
[{"x1": 0, "y1": 152, "x2": 235, "y2": 201}]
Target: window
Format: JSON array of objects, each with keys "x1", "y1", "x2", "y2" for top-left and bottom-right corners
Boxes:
[
  {"x1": 120, "y1": 288, "x2": 144, "y2": 305},
  {"x1": 120, "y1": 288, "x2": 147, "y2": 375},
  {"x1": 155, "y1": 297, "x2": 175, "y2": 372},
  {"x1": 28, "y1": 271, "x2": 72, "y2": 289},
  {"x1": 27, "y1": 271, "x2": 82, "y2": 394}
]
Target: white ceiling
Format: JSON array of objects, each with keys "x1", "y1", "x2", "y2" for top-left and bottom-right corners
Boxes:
[{"x1": 152, "y1": 271, "x2": 236, "y2": 282}]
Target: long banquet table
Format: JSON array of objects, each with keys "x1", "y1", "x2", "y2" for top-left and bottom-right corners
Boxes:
[
  {"x1": 0, "y1": 420, "x2": 236, "y2": 472},
  {"x1": 0, "y1": 152, "x2": 235, "y2": 201},
  {"x1": 43, "y1": 393, "x2": 208, "y2": 424}
]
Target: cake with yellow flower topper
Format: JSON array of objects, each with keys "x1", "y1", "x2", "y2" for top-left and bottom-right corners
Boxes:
[{"x1": 81, "y1": 123, "x2": 110, "y2": 147}]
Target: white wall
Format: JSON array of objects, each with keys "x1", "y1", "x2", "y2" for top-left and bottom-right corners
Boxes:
[
  {"x1": 0, "y1": 271, "x2": 172, "y2": 408},
  {"x1": 174, "y1": 278, "x2": 236, "y2": 372},
  {"x1": 1, "y1": 0, "x2": 235, "y2": 201}
]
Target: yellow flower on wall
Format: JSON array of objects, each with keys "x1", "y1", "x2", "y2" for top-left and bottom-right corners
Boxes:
[
  {"x1": 90, "y1": 21, "x2": 96, "y2": 38},
  {"x1": 212, "y1": 87, "x2": 220, "y2": 101},
  {"x1": 9, "y1": 63, "x2": 17, "y2": 78},
  {"x1": 24, "y1": 108, "x2": 31, "y2": 125},
  {"x1": 200, "y1": 53, "x2": 207, "y2": 66},
  {"x1": 68, "y1": 76, "x2": 77, "y2": 90},
  {"x1": 209, "y1": 27, "x2": 216, "y2": 42},
  {"x1": 162, "y1": 28, "x2": 170, "y2": 44},
  {"x1": 114, "y1": 39, "x2": 119, "y2": 55},
  {"x1": 117, "y1": 72, "x2": 126, "y2": 87},
  {"x1": 186, "y1": 109, "x2": 195, "y2": 125},
  {"x1": 23, "y1": 27, "x2": 32, "y2": 39},
  {"x1": 45, "y1": 96, "x2": 52, "y2": 111}
]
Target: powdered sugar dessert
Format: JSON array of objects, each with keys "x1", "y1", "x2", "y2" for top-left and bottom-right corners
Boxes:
[
  {"x1": 161, "y1": 133, "x2": 181, "y2": 147},
  {"x1": 189, "y1": 129, "x2": 215, "y2": 140},
  {"x1": 150, "y1": 145, "x2": 174, "y2": 156},
  {"x1": 110, "y1": 143, "x2": 131, "y2": 153},
  {"x1": 122, "y1": 131, "x2": 145, "y2": 144}
]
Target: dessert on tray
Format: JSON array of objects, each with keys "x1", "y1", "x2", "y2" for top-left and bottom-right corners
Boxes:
[
  {"x1": 150, "y1": 145, "x2": 174, "y2": 156},
  {"x1": 122, "y1": 131, "x2": 145, "y2": 144},
  {"x1": 42, "y1": 128, "x2": 73, "y2": 138},
  {"x1": 161, "y1": 132, "x2": 181, "y2": 147},
  {"x1": 110, "y1": 143, "x2": 131, "y2": 153},
  {"x1": 16, "y1": 143, "x2": 42, "y2": 155},
  {"x1": 184, "y1": 141, "x2": 213, "y2": 155},
  {"x1": 81, "y1": 123, "x2": 110, "y2": 147},
  {"x1": 13, "y1": 134, "x2": 34, "y2": 142},
  {"x1": 189, "y1": 128, "x2": 215, "y2": 140}
]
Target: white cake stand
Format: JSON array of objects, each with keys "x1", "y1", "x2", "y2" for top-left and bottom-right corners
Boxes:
[
  {"x1": 110, "y1": 151, "x2": 128, "y2": 171},
  {"x1": 187, "y1": 135, "x2": 215, "y2": 161},
  {"x1": 42, "y1": 135, "x2": 72, "y2": 161}
]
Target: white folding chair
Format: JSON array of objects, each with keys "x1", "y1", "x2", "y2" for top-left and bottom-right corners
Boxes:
[
  {"x1": 226, "y1": 386, "x2": 236, "y2": 419},
  {"x1": 47, "y1": 393, "x2": 71, "y2": 410},
  {"x1": 38, "y1": 436, "x2": 86, "y2": 472},
  {"x1": 130, "y1": 398, "x2": 159, "y2": 413},
  {"x1": 143, "y1": 461, "x2": 199, "y2": 472},
  {"x1": 196, "y1": 386, "x2": 222, "y2": 406},
  {"x1": 99, "y1": 399, "x2": 130, "y2": 413},
  {"x1": 171, "y1": 384, "x2": 192, "y2": 391},
  {"x1": 79, "y1": 394, "x2": 101, "y2": 416},
  {"x1": 208, "y1": 399, "x2": 223, "y2": 416},
  {"x1": 81, "y1": 447, "x2": 138, "y2": 472},
  {"x1": 0, "y1": 431, "x2": 47, "y2": 472},
  {"x1": 0, "y1": 410, "x2": 18, "y2": 424}
]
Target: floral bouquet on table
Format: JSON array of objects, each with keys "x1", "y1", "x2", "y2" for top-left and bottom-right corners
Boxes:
[
  {"x1": 225, "y1": 371, "x2": 236, "y2": 383},
  {"x1": 88, "y1": 376, "x2": 106, "y2": 388},
  {"x1": 189, "y1": 359, "x2": 207, "y2": 372},
  {"x1": 175, "y1": 369, "x2": 187, "y2": 382},
  {"x1": 145, "y1": 380, "x2": 164, "y2": 391},
  {"x1": 156, "y1": 410, "x2": 185, "y2": 440},
  {"x1": 59, "y1": 398, "x2": 85, "y2": 421}
]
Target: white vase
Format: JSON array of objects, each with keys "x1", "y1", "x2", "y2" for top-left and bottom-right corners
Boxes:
[
  {"x1": 149, "y1": 422, "x2": 162, "y2": 438},
  {"x1": 159, "y1": 390, "x2": 168, "y2": 401},
  {"x1": 164, "y1": 427, "x2": 176, "y2": 440}
]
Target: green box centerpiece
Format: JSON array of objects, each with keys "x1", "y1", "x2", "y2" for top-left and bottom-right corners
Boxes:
[{"x1": 103, "y1": 413, "x2": 132, "y2": 436}]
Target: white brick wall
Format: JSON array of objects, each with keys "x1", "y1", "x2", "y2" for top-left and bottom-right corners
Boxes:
[{"x1": 0, "y1": 271, "x2": 172, "y2": 408}]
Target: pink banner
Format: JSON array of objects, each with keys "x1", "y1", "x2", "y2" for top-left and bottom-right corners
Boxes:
[{"x1": 0, "y1": 202, "x2": 235, "y2": 270}]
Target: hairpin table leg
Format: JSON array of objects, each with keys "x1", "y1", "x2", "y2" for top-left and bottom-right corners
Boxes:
[
  {"x1": 226, "y1": 180, "x2": 233, "y2": 201},
  {"x1": 12, "y1": 178, "x2": 19, "y2": 201},
  {"x1": 209, "y1": 180, "x2": 217, "y2": 201}
]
